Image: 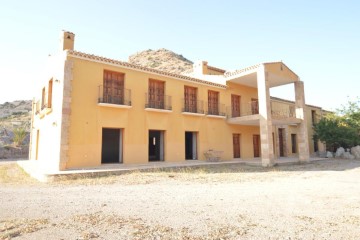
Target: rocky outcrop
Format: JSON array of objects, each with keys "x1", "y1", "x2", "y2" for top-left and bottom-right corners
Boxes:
[
  {"x1": 128, "y1": 48, "x2": 193, "y2": 74},
  {"x1": 351, "y1": 146, "x2": 360, "y2": 159},
  {"x1": 0, "y1": 100, "x2": 32, "y2": 119}
]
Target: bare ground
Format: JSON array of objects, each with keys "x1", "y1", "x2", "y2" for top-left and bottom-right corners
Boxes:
[{"x1": 0, "y1": 159, "x2": 360, "y2": 239}]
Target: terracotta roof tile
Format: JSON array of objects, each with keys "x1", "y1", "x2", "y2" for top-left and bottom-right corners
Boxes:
[
  {"x1": 224, "y1": 64, "x2": 261, "y2": 77},
  {"x1": 67, "y1": 50, "x2": 227, "y2": 89}
]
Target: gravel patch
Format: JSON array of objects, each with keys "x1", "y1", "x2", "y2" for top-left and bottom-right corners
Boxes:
[{"x1": 0, "y1": 159, "x2": 360, "y2": 239}]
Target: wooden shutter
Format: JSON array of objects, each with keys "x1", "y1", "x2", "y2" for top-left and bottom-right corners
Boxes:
[
  {"x1": 208, "y1": 91, "x2": 219, "y2": 115},
  {"x1": 185, "y1": 86, "x2": 197, "y2": 112},
  {"x1": 231, "y1": 95, "x2": 241, "y2": 117}
]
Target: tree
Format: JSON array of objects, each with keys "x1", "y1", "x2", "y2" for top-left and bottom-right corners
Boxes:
[
  {"x1": 313, "y1": 99, "x2": 360, "y2": 151},
  {"x1": 12, "y1": 128, "x2": 28, "y2": 147}
]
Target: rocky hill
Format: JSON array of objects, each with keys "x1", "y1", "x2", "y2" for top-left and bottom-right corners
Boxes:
[
  {"x1": 128, "y1": 48, "x2": 193, "y2": 74},
  {"x1": 0, "y1": 100, "x2": 32, "y2": 119},
  {"x1": 0, "y1": 100, "x2": 31, "y2": 150}
]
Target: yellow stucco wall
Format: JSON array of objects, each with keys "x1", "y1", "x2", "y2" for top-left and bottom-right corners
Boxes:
[{"x1": 64, "y1": 57, "x2": 262, "y2": 168}]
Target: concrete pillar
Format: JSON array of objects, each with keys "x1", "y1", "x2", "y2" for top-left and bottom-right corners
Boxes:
[
  {"x1": 257, "y1": 65, "x2": 275, "y2": 167},
  {"x1": 294, "y1": 81, "x2": 310, "y2": 162}
]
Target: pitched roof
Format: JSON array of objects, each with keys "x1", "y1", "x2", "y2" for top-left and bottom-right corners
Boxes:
[{"x1": 67, "y1": 50, "x2": 227, "y2": 89}]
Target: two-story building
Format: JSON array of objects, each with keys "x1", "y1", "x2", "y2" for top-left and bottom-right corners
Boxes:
[{"x1": 29, "y1": 31, "x2": 326, "y2": 171}]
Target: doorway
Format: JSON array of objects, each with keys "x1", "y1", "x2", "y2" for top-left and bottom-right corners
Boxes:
[
  {"x1": 291, "y1": 134, "x2": 297, "y2": 153},
  {"x1": 233, "y1": 134, "x2": 241, "y2": 158},
  {"x1": 149, "y1": 130, "x2": 164, "y2": 161},
  {"x1": 253, "y1": 134, "x2": 261, "y2": 158},
  {"x1": 185, "y1": 132, "x2": 197, "y2": 160},
  {"x1": 278, "y1": 128, "x2": 286, "y2": 157},
  {"x1": 101, "y1": 128, "x2": 122, "y2": 164}
]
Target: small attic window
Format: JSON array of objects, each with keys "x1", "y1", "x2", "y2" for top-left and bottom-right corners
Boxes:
[{"x1": 67, "y1": 35, "x2": 71, "y2": 39}]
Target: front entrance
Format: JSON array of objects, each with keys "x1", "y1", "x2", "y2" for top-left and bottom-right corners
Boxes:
[
  {"x1": 149, "y1": 130, "x2": 164, "y2": 161},
  {"x1": 233, "y1": 134, "x2": 241, "y2": 158},
  {"x1": 185, "y1": 132, "x2": 197, "y2": 160},
  {"x1": 101, "y1": 128, "x2": 122, "y2": 164},
  {"x1": 278, "y1": 128, "x2": 286, "y2": 157},
  {"x1": 253, "y1": 134, "x2": 261, "y2": 158}
]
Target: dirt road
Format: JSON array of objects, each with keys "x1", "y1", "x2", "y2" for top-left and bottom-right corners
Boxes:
[{"x1": 1, "y1": 159, "x2": 360, "y2": 239}]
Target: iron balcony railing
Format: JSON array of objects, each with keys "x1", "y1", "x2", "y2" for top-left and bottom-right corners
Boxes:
[
  {"x1": 145, "y1": 93, "x2": 172, "y2": 110},
  {"x1": 98, "y1": 85, "x2": 131, "y2": 106},
  {"x1": 227, "y1": 102, "x2": 297, "y2": 119},
  {"x1": 181, "y1": 99, "x2": 204, "y2": 114},
  {"x1": 206, "y1": 103, "x2": 226, "y2": 116},
  {"x1": 227, "y1": 102, "x2": 259, "y2": 118},
  {"x1": 271, "y1": 106, "x2": 296, "y2": 119}
]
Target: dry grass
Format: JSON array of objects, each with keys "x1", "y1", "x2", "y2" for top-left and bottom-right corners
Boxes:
[
  {"x1": 55, "y1": 159, "x2": 360, "y2": 186},
  {"x1": 0, "y1": 163, "x2": 37, "y2": 185},
  {"x1": 0, "y1": 218, "x2": 49, "y2": 240}
]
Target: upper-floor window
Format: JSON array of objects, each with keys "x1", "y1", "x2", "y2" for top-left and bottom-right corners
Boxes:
[
  {"x1": 208, "y1": 90, "x2": 219, "y2": 115},
  {"x1": 251, "y1": 98, "x2": 259, "y2": 114},
  {"x1": 41, "y1": 87, "x2": 47, "y2": 110},
  {"x1": 148, "y1": 79, "x2": 166, "y2": 109},
  {"x1": 103, "y1": 70, "x2": 125, "y2": 104},
  {"x1": 184, "y1": 86, "x2": 197, "y2": 113},
  {"x1": 231, "y1": 94, "x2": 241, "y2": 117},
  {"x1": 311, "y1": 110, "x2": 316, "y2": 125},
  {"x1": 47, "y1": 79, "x2": 53, "y2": 109}
]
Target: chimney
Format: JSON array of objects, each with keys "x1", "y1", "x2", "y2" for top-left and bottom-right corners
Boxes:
[
  {"x1": 193, "y1": 60, "x2": 208, "y2": 75},
  {"x1": 60, "y1": 30, "x2": 75, "y2": 51}
]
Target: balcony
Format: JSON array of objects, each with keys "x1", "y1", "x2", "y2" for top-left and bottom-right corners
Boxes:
[
  {"x1": 206, "y1": 103, "x2": 226, "y2": 118},
  {"x1": 181, "y1": 99, "x2": 205, "y2": 115},
  {"x1": 145, "y1": 93, "x2": 172, "y2": 112},
  {"x1": 98, "y1": 86, "x2": 131, "y2": 108},
  {"x1": 227, "y1": 102, "x2": 301, "y2": 125}
]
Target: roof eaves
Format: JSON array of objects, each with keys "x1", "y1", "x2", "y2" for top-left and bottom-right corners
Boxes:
[{"x1": 67, "y1": 50, "x2": 227, "y2": 89}]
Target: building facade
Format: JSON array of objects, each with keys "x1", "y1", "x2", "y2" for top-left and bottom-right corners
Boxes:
[{"x1": 29, "y1": 31, "x2": 326, "y2": 171}]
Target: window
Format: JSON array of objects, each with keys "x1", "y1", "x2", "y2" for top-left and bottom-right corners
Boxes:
[
  {"x1": 47, "y1": 79, "x2": 53, "y2": 108},
  {"x1": 231, "y1": 94, "x2": 241, "y2": 117},
  {"x1": 251, "y1": 98, "x2": 259, "y2": 114},
  {"x1": 184, "y1": 86, "x2": 197, "y2": 113},
  {"x1": 103, "y1": 70, "x2": 124, "y2": 104},
  {"x1": 311, "y1": 110, "x2": 316, "y2": 125},
  {"x1": 41, "y1": 87, "x2": 47, "y2": 110},
  {"x1": 148, "y1": 79, "x2": 165, "y2": 109},
  {"x1": 208, "y1": 90, "x2": 219, "y2": 115}
]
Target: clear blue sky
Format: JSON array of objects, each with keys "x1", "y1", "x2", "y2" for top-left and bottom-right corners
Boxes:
[{"x1": 1, "y1": 0, "x2": 359, "y2": 110}]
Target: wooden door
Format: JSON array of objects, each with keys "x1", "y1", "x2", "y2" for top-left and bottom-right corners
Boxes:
[
  {"x1": 208, "y1": 90, "x2": 219, "y2": 115},
  {"x1": 103, "y1": 70, "x2": 124, "y2": 104},
  {"x1": 184, "y1": 86, "x2": 197, "y2": 113},
  {"x1": 231, "y1": 95, "x2": 241, "y2": 117},
  {"x1": 233, "y1": 134, "x2": 241, "y2": 158},
  {"x1": 253, "y1": 134, "x2": 261, "y2": 158},
  {"x1": 251, "y1": 98, "x2": 259, "y2": 114},
  {"x1": 149, "y1": 79, "x2": 165, "y2": 108}
]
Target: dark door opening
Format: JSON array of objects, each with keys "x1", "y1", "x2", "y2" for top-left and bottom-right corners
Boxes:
[
  {"x1": 149, "y1": 130, "x2": 164, "y2": 161},
  {"x1": 253, "y1": 134, "x2": 261, "y2": 158},
  {"x1": 278, "y1": 128, "x2": 285, "y2": 157},
  {"x1": 291, "y1": 134, "x2": 297, "y2": 153},
  {"x1": 185, "y1": 132, "x2": 197, "y2": 160},
  {"x1": 101, "y1": 128, "x2": 122, "y2": 164},
  {"x1": 233, "y1": 134, "x2": 241, "y2": 158}
]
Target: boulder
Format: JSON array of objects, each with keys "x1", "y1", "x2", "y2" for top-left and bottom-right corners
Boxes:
[
  {"x1": 335, "y1": 147, "x2": 345, "y2": 158},
  {"x1": 343, "y1": 151, "x2": 355, "y2": 160},
  {"x1": 326, "y1": 151, "x2": 333, "y2": 158},
  {"x1": 351, "y1": 146, "x2": 360, "y2": 159},
  {"x1": 318, "y1": 151, "x2": 327, "y2": 158}
]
